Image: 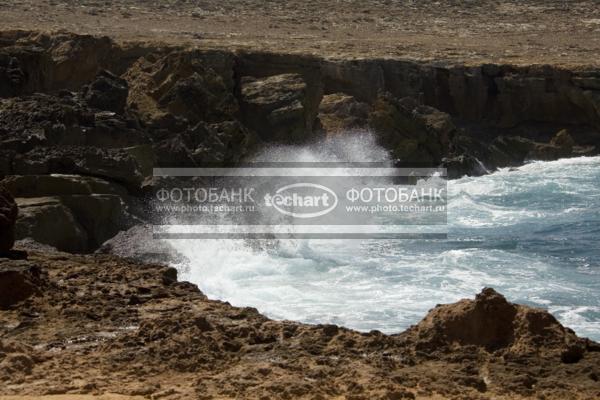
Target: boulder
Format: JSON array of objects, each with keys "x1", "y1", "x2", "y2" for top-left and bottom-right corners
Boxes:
[
  {"x1": 368, "y1": 94, "x2": 453, "y2": 163},
  {"x1": 61, "y1": 194, "x2": 141, "y2": 250},
  {"x1": 0, "y1": 259, "x2": 44, "y2": 309},
  {"x1": 125, "y1": 51, "x2": 237, "y2": 127},
  {"x1": 239, "y1": 73, "x2": 323, "y2": 142},
  {"x1": 82, "y1": 70, "x2": 128, "y2": 113},
  {"x1": 14, "y1": 191, "x2": 139, "y2": 253},
  {"x1": 403, "y1": 288, "x2": 587, "y2": 360},
  {"x1": 97, "y1": 224, "x2": 189, "y2": 265},
  {"x1": 550, "y1": 129, "x2": 576, "y2": 152},
  {"x1": 15, "y1": 197, "x2": 88, "y2": 253},
  {"x1": 0, "y1": 184, "x2": 17, "y2": 253},
  {"x1": 441, "y1": 155, "x2": 489, "y2": 179},
  {"x1": 5, "y1": 175, "x2": 141, "y2": 252},
  {"x1": 0, "y1": 32, "x2": 116, "y2": 94},
  {"x1": 317, "y1": 93, "x2": 370, "y2": 135}
]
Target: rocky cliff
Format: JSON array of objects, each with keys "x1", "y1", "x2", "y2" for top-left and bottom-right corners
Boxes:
[{"x1": 1, "y1": 30, "x2": 599, "y2": 250}]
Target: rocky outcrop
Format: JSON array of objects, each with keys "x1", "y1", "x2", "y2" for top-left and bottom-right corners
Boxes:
[
  {"x1": 0, "y1": 259, "x2": 45, "y2": 309},
  {"x1": 15, "y1": 197, "x2": 89, "y2": 253},
  {"x1": 125, "y1": 51, "x2": 238, "y2": 127},
  {"x1": 0, "y1": 184, "x2": 17, "y2": 253},
  {"x1": 318, "y1": 92, "x2": 370, "y2": 134},
  {"x1": 239, "y1": 73, "x2": 323, "y2": 142},
  {"x1": 124, "y1": 50, "x2": 254, "y2": 165},
  {"x1": 11, "y1": 146, "x2": 144, "y2": 190},
  {"x1": 0, "y1": 252, "x2": 598, "y2": 399},
  {"x1": 2, "y1": 174, "x2": 128, "y2": 197},
  {"x1": 1, "y1": 30, "x2": 600, "y2": 251},
  {"x1": 6, "y1": 175, "x2": 140, "y2": 253},
  {"x1": 0, "y1": 93, "x2": 149, "y2": 153},
  {"x1": 403, "y1": 288, "x2": 589, "y2": 362},
  {"x1": 0, "y1": 31, "x2": 116, "y2": 96},
  {"x1": 81, "y1": 70, "x2": 129, "y2": 113},
  {"x1": 97, "y1": 224, "x2": 189, "y2": 265},
  {"x1": 442, "y1": 154, "x2": 489, "y2": 179},
  {"x1": 368, "y1": 93, "x2": 453, "y2": 163}
]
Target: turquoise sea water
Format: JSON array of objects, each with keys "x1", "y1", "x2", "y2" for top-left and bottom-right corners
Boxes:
[{"x1": 169, "y1": 136, "x2": 600, "y2": 341}]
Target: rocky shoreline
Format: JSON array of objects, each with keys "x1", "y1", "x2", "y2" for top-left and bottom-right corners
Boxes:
[
  {"x1": 0, "y1": 246, "x2": 599, "y2": 399},
  {"x1": 1, "y1": 27, "x2": 600, "y2": 399},
  {"x1": 1, "y1": 30, "x2": 599, "y2": 251}
]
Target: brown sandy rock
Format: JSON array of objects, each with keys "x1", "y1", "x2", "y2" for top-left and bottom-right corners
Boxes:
[
  {"x1": 239, "y1": 73, "x2": 323, "y2": 142},
  {"x1": 0, "y1": 249, "x2": 598, "y2": 399},
  {"x1": 0, "y1": 183, "x2": 17, "y2": 253},
  {"x1": 125, "y1": 50, "x2": 237, "y2": 127},
  {"x1": 404, "y1": 288, "x2": 588, "y2": 361},
  {"x1": 34, "y1": 31, "x2": 114, "y2": 91},
  {"x1": 318, "y1": 92, "x2": 370, "y2": 134}
]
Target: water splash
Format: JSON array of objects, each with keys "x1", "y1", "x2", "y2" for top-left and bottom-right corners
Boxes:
[{"x1": 166, "y1": 132, "x2": 600, "y2": 340}]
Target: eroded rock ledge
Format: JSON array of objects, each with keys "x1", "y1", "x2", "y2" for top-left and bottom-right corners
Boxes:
[
  {"x1": 1, "y1": 29, "x2": 599, "y2": 252},
  {"x1": 0, "y1": 248, "x2": 599, "y2": 399}
]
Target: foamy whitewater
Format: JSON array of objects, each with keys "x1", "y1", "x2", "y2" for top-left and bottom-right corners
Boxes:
[{"x1": 168, "y1": 133, "x2": 600, "y2": 340}]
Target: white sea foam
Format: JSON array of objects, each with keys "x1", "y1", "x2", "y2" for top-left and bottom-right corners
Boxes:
[{"x1": 166, "y1": 132, "x2": 600, "y2": 340}]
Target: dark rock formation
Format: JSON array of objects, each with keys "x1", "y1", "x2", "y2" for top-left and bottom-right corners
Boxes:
[
  {"x1": 368, "y1": 93, "x2": 453, "y2": 163},
  {"x1": 0, "y1": 93, "x2": 148, "y2": 153},
  {"x1": 1, "y1": 30, "x2": 599, "y2": 252},
  {"x1": 7, "y1": 175, "x2": 141, "y2": 253},
  {"x1": 12, "y1": 146, "x2": 144, "y2": 190},
  {"x1": 442, "y1": 154, "x2": 489, "y2": 179},
  {"x1": 239, "y1": 73, "x2": 323, "y2": 142},
  {"x1": 82, "y1": 70, "x2": 128, "y2": 113},
  {"x1": 125, "y1": 51, "x2": 237, "y2": 127},
  {"x1": 15, "y1": 196, "x2": 89, "y2": 253},
  {"x1": 2, "y1": 174, "x2": 128, "y2": 198},
  {"x1": 0, "y1": 184, "x2": 17, "y2": 253},
  {"x1": 0, "y1": 31, "x2": 115, "y2": 96},
  {"x1": 0, "y1": 259, "x2": 44, "y2": 309}
]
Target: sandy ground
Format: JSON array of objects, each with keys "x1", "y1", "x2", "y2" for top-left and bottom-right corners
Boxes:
[{"x1": 1, "y1": 0, "x2": 600, "y2": 66}]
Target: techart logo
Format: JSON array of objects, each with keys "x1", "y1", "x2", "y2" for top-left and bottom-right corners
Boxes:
[{"x1": 264, "y1": 183, "x2": 338, "y2": 218}]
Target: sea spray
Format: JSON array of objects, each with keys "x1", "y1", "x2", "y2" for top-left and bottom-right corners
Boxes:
[{"x1": 165, "y1": 132, "x2": 600, "y2": 340}]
